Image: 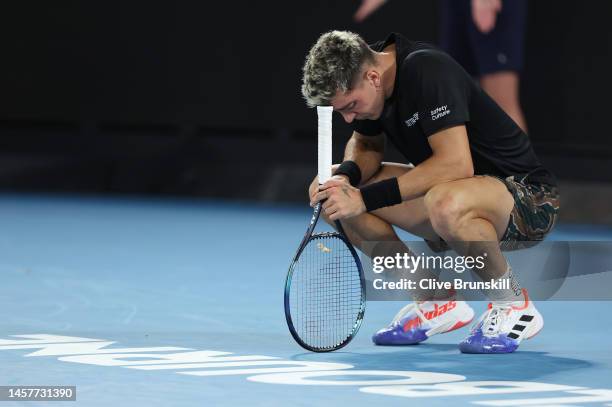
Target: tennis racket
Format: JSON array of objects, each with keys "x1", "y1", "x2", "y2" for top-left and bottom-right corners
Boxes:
[{"x1": 284, "y1": 106, "x2": 366, "y2": 352}]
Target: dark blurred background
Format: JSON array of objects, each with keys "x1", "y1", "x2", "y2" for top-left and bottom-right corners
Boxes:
[{"x1": 1, "y1": 1, "x2": 611, "y2": 223}]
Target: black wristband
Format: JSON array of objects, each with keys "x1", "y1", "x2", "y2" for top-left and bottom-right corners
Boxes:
[
  {"x1": 333, "y1": 160, "x2": 362, "y2": 187},
  {"x1": 359, "y1": 177, "x2": 402, "y2": 212}
]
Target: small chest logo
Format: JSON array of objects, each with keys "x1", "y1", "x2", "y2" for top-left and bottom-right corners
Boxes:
[{"x1": 404, "y1": 112, "x2": 419, "y2": 127}]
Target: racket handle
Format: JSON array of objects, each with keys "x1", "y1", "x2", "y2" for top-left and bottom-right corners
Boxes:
[{"x1": 317, "y1": 106, "x2": 333, "y2": 184}]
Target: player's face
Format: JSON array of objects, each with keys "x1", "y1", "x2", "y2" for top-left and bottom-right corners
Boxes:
[{"x1": 331, "y1": 71, "x2": 384, "y2": 123}]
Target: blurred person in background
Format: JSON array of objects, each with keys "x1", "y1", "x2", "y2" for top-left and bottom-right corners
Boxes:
[{"x1": 355, "y1": 0, "x2": 528, "y2": 132}]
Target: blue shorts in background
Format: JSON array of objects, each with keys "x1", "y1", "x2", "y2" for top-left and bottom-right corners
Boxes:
[{"x1": 438, "y1": 0, "x2": 527, "y2": 76}]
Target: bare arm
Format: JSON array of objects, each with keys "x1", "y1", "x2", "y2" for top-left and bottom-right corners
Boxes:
[
  {"x1": 354, "y1": 0, "x2": 388, "y2": 22},
  {"x1": 342, "y1": 131, "x2": 385, "y2": 185},
  {"x1": 312, "y1": 125, "x2": 474, "y2": 220},
  {"x1": 309, "y1": 131, "x2": 383, "y2": 207},
  {"x1": 471, "y1": 0, "x2": 502, "y2": 33},
  {"x1": 397, "y1": 125, "x2": 474, "y2": 201}
]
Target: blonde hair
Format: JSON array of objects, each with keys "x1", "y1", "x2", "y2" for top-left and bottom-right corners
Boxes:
[{"x1": 301, "y1": 31, "x2": 375, "y2": 107}]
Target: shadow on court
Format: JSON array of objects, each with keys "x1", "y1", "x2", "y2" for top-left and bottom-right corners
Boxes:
[{"x1": 289, "y1": 346, "x2": 592, "y2": 382}]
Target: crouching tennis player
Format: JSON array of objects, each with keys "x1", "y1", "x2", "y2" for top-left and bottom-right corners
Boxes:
[{"x1": 302, "y1": 31, "x2": 560, "y2": 353}]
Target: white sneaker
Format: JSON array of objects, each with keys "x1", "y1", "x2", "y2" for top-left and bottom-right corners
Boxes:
[
  {"x1": 373, "y1": 298, "x2": 474, "y2": 345},
  {"x1": 459, "y1": 289, "x2": 544, "y2": 353}
]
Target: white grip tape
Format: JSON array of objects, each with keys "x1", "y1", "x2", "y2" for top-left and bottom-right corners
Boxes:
[{"x1": 317, "y1": 106, "x2": 333, "y2": 184}]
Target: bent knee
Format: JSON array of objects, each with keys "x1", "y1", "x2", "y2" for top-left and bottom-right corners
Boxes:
[{"x1": 424, "y1": 185, "x2": 473, "y2": 233}]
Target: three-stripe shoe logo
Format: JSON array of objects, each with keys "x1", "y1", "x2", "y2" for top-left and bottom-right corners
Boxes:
[{"x1": 507, "y1": 314, "x2": 534, "y2": 339}]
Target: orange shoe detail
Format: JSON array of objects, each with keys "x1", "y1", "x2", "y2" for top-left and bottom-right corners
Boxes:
[{"x1": 402, "y1": 301, "x2": 458, "y2": 332}]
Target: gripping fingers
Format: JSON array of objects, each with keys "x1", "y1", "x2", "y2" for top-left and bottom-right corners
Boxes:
[
  {"x1": 314, "y1": 188, "x2": 332, "y2": 204},
  {"x1": 310, "y1": 189, "x2": 324, "y2": 206},
  {"x1": 328, "y1": 210, "x2": 343, "y2": 221},
  {"x1": 324, "y1": 203, "x2": 339, "y2": 217}
]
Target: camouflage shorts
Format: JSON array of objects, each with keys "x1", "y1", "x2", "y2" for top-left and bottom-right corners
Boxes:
[
  {"x1": 497, "y1": 175, "x2": 560, "y2": 244},
  {"x1": 425, "y1": 175, "x2": 560, "y2": 252}
]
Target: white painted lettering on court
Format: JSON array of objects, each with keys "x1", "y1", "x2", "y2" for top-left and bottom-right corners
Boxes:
[
  {"x1": 180, "y1": 362, "x2": 353, "y2": 377},
  {"x1": 0, "y1": 334, "x2": 104, "y2": 347},
  {"x1": 360, "y1": 381, "x2": 583, "y2": 398},
  {"x1": 1, "y1": 334, "x2": 352, "y2": 376},
  {"x1": 30, "y1": 343, "x2": 188, "y2": 357},
  {"x1": 473, "y1": 389, "x2": 612, "y2": 406},
  {"x1": 2, "y1": 333, "x2": 612, "y2": 404},
  {"x1": 0, "y1": 334, "x2": 188, "y2": 357},
  {"x1": 248, "y1": 370, "x2": 465, "y2": 386},
  {"x1": 60, "y1": 350, "x2": 276, "y2": 367}
]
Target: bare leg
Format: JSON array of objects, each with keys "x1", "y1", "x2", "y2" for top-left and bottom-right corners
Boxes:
[
  {"x1": 424, "y1": 176, "x2": 514, "y2": 283},
  {"x1": 480, "y1": 71, "x2": 527, "y2": 133},
  {"x1": 323, "y1": 163, "x2": 438, "y2": 246}
]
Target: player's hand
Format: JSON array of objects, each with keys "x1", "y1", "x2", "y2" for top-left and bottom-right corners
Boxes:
[
  {"x1": 315, "y1": 179, "x2": 366, "y2": 220},
  {"x1": 309, "y1": 174, "x2": 349, "y2": 206},
  {"x1": 471, "y1": 0, "x2": 502, "y2": 34},
  {"x1": 354, "y1": 0, "x2": 388, "y2": 22},
  {"x1": 308, "y1": 176, "x2": 320, "y2": 205}
]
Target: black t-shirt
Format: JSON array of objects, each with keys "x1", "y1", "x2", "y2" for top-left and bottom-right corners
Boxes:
[{"x1": 352, "y1": 33, "x2": 556, "y2": 186}]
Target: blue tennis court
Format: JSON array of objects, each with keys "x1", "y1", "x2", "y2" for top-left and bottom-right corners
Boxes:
[{"x1": 2, "y1": 194, "x2": 611, "y2": 406}]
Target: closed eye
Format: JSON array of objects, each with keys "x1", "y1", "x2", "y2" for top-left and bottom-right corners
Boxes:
[{"x1": 338, "y1": 101, "x2": 356, "y2": 112}]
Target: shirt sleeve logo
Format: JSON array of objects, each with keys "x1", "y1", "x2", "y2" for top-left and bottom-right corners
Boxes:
[
  {"x1": 404, "y1": 112, "x2": 419, "y2": 128},
  {"x1": 431, "y1": 105, "x2": 451, "y2": 121}
]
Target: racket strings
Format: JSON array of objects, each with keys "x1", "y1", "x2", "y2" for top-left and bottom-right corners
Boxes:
[{"x1": 289, "y1": 234, "x2": 363, "y2": 350}]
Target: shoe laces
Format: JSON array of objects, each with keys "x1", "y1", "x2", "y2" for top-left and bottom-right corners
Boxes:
[
  {"x1": 391, "y1": 302, "x2": 427, "y2": 325},
  {"x1": 480, "y1": 303, "x2": 513, "y2": 337}
]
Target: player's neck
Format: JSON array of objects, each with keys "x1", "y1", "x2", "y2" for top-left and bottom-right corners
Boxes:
[{"x1": 377, "y1": 45, "x2": 397, "y2": 99}]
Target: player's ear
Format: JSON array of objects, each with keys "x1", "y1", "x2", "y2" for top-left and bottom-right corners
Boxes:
[{"x1": 365, "y1": 70, "x2": 381, "y2": 89}]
